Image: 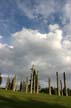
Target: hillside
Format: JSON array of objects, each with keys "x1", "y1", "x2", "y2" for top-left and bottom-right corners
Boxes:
[{"x1": 0, "y1": 89, "x2": 71, "y2": 108}]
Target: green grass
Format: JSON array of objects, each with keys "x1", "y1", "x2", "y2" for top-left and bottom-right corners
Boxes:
[{"x1": 0, "y1": 89, "x2": 71, "y2": 108}]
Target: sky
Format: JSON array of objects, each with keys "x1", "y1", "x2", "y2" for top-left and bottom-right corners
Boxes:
[{"x1": 0, "y1": 0, "x2": 71, "y2": 88}]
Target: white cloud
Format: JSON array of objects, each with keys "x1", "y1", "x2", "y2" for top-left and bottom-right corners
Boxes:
[
  {"x1": 16, "y1": 0, "x2": 56, "y2": 20},
  {"x1": 0, "y1": 43, "x2": 9, "y2": 49},
  {"x1": 63, "y1": 40, "x2": 71, "y2": 49},
  {"x1": 62, "y1": 0, "x2": 71, "y2": 35},
  {"x1": 0, "y1": 24, "x2": 71, "y2": 87},
  {"x1": 63, "y1": 1, "x2": 71, "y2": 19},
  {"x1": 0, "y1": 43, "x2": 14, "y2": 49},
  {"x1": 8, "y1": 45, "x2": 14, "y2": 49},
  {"x1": 16, "y1": 0, "x2": 71, "y2": 37},
  {"x1": 49, "y1": 24, "x2": 59, "y2": 32},
  {"x1": 0, "y1": 35, "x2": 2, "y2": 39}
]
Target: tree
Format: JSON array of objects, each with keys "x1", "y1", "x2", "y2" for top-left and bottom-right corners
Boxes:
[{"x1": 0, "y1": 73, "x2": 2, "y2": 87}]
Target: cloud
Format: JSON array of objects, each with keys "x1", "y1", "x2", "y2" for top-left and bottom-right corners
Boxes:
[
  {"x1": 49, "y1": 24, "x2": 59, "y2": 32},
  {"x1": 63, "y1": 40, "x2": 71, "y2": 49},
  {"x1": 1, "y1": 0, "x2": 71, "y2": 88},
  {"x1": 16, "y1": 0, "x2": 57, "y2": 20},
  {"x1": 0, "y1": 43, "x2": 14, "y2": 49},
  {"x1": 0, "y1": 43, "x2": 5, "y2": 49},
  {"x1": 0, "y1": 35, "x2": 3, "y2": 39},
  {"x1": 0, "y1": 0, "x2": 70, "y2": 36},
  {"x1": 62, "y1": 0, "x2": 71, "y2": 21},
  {"x1": 61, "y1": 0, "x2": 71, "y2": 35},
  {"x1": 0, "y1": 24, "x2": 71, "y2": 87},
  {"x1": 16, "y1": 0, "x2": 71, "y2": 37}
]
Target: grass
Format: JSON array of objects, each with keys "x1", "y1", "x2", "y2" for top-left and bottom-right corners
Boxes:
[{"x1": 0, "y1": 89, "x2": 71, "y2": 108}]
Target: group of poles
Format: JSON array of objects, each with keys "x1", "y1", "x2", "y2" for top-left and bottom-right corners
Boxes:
[
  {"x1": 5, "y1": 65, "x2": 39, "y2": 94},
  {"x1": 2, "y1": 65, "x2": 69, "y2": 96},
  {"x1": 48, "y1": 72, "x2": 68, "y2": 96}
]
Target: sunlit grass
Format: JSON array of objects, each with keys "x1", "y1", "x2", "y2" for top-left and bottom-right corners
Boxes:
[{"x1": 0, "y1": 89, "x2": 71, "y2": 108}]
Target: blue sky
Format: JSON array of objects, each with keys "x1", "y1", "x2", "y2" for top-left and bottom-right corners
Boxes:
[
  {"x1": 0, "y1": 0, "x2": 71, "y2": 88},
  {"x1": 0, "y1": 0, "x2": 68, "y2": 43}
]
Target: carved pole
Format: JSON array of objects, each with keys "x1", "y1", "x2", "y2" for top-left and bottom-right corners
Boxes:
[
  {"x1": 31, "y1": 64, "x2": 35, "y2": 93},
  {"x1": 13, "y1": 75, "x2": 17, "y2": 92},
  {"x1": 26, "y1": 77, "x2": 28, "y2": 93},
  {"x1": 63, "y1": 72, "x2": 68, "y2": 96},
  {"x1": 48, "y1": 77, "x2": 51, "y2": 95},
  {"x1": 36, "y1": 72, "x2": 39, "y2": 94},
  {"x1": 33, "y1": 75, "x2": 36, "y2": 93},
  {"x1": 30, "y1": 73, "x2": 33, "y2": 94},
  {"x1": 6, "y1": 76, "x2": 10, "y2": 90},
  {"x1": 56, "y1": 72, "x2": 60, "y2": 96},
  {"x1": 60, "y1": 80, "x2": 63, "y2": 96},
  {"x1": 0, "y1": 73, "x2": 2, "y2": 88}
]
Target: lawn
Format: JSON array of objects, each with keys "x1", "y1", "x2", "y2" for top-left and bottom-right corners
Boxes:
[{"x1": 0, "y1": 89, "x2": 71, "y2": 108}]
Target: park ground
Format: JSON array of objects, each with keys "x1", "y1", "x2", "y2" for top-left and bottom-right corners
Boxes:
[{"x1": 0, "y1": 89, "x2": 71, "y2": 108}]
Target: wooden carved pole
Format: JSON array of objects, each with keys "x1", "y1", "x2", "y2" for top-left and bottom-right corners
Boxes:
[
  {"x1": 0, "y1": 73, "x2": 2, "y2": 88},
  {"x1": 56, "y1": 72, "x2": 60, "y2": 96},
  {"x1": 60, "y1": 80, "x2": 63, "y2": 96},
  {"x1": 26, "y1": 77, "x2": 28, "y2": 93},
  {"x1": 30, "y1": 73, "x2": 33, "y2": 94},
  {"x1": 36, "y1": 71, "x2": 39, "y2": 94},
  {"x1": 63, "y1": 72, "x2": 68, "y2": 96},
  {"x1": 6, "y1": 76, "x2": 10, "y2": 90},
  {"x1": 48, "y1": 77, "x2": 51, "y2": 95},
  {"x1": 31, "y1": 64, "x2": 35, "y2": 93},
  {"x1": 33, "y1": 75, "x2": 36, "y2": 93},
  {"x1": 13, "y1": 75, "x2": 17, "y2": 92}
]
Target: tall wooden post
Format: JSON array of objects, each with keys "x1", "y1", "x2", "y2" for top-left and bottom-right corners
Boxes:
[
  {"x1": 33, "y1": 75, "x2": 36, "y2": 93},
  {"x1": 30, "y1": 73, "x2": 33, "y2": 94},
  {"x1": 26, "y1": 77, "x2": 28, "y2": 93},
  {"x1": 12, "y1": 75, "x2": 17, "y2": 92},
  {"x1": 56, "y1": 72, "x2": 60, "y2": 96},
  {"x1": 60, "y1": 80, "x2": 63, "y2": 96},
  {"x1": 48, "y1": 77, "x2": 51, "y2": 95},
  {"x1": 63, "y1": 72, "x2": 68, "y2": 96},
  {"x1": 36, "y1": 71, "x2": 39, "y2": 94},
  {"x1": 6, "y1": 76, "x2": 11, "y2": 90},
  {"x1": 0, "y1": 73, "x2": 2, "y2": 87},
  {"x1": 31, "y1": 64, "x2": 36, "y2": 93}
]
